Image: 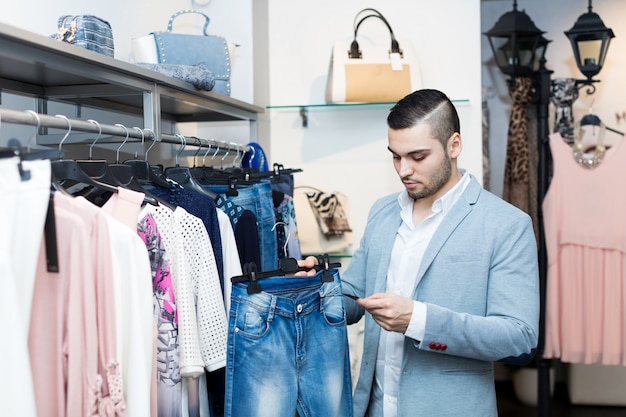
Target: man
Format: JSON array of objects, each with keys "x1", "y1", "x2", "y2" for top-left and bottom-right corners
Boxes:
[{"x1": 301, "y1": 89, "x2": 539, "y2": 416}]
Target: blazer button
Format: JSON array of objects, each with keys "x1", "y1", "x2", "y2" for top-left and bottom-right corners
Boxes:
[
  {"x1": 441, "y1": 344, "x2": 448, "y2": 351},
  {"x1": 429, "y1": 342, "x2": 437, "y2": 350}
]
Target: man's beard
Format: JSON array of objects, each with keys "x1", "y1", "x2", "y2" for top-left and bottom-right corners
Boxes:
[{"x1": 406, "y1": 156, "x2": 452, "y2": 201}]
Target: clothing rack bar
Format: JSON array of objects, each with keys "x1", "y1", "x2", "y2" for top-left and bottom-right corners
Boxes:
[
  {"x1": 607, "y1": 126, "x2": 624, "y2": 136},
  {"x1": 0, "y1": 107, "x2": 249, "y2": 153}
]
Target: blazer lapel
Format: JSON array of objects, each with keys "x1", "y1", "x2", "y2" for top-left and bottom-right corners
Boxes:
[
  {"x1": 414, "y1": 176, "x2": 481, "y2": 286},
  {"x1": 371, "y1": 204, "x2": 402, "y2": 294}
]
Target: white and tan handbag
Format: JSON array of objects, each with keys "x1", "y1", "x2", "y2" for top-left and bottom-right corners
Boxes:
[{"x1": 326, "y1": 8, "x2": 422, "y2": 104}]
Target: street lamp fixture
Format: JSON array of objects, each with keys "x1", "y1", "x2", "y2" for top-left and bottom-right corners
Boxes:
[
  {"x1": 565, "y1": 0, "x2": 615, "y2": 90},
  {"x1": 484, "y1": 0, "x2": 546, "y2": 77}
]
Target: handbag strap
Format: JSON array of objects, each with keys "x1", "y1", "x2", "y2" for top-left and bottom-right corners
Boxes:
[
  {"x1": 57, "y1": 16, "x2": 77, "y2": 43},
  {"x1": 349, "y1": 8, "x2": 402, "y2": 59},
  {"x1": 166, "y1": 9, "x2": 211, "y2": 36}
]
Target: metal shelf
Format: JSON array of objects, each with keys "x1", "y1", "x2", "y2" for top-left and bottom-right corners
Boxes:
[{"x1": 0, "y1": 21, "x2": 263, "y2": 141}]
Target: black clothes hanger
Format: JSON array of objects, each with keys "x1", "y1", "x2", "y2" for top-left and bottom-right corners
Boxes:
[
  {"x1": 124, "y1": 127, "x2": 172, "y2": 189},
  {"x1": 120, "y1": 127, "x2": 176, "y2": 210},
  {"x1": 231, "y1": 254, "x2": 341, "y2": 295},
  {"x1": 107, "y1": 124, "x2": 160, "y2": 206},
  {"x1": 164, "y1": 134, "x2": 219, "y2": 199},
  {"x1": 191, "y1": 139, "x2": 214, "y2": 181},
  {"x1": 141, "y1": 130, "x2": 172, "y2": 187},
  {"x1": 44, "y1": 191, "x2": 60, "y2": 273},
  {"x1": 76, "y1": 119, "x2": 125, "y2": 187},
  {"x1": 50, "y1": 115, "x2": 119, "y2": 197},
  {"x1": 247, "y1": 163, "x2": 303, "y2": 182},
  {"x1": 579, "y1": 106, "x2": 624, "y2": 136}
]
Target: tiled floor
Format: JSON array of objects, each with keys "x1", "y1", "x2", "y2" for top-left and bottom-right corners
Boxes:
[{"x1": 496, "y1": 381, "x2": 626, "y2": 417}]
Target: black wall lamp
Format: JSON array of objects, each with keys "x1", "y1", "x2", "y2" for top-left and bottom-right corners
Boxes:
[
  {"x1": 483, "y1": 0, "x2": 548, "y2": 78},
  {"x1": 485, "y1": 0, "x2": 614, "y2": 92},
  {"x1": 565, "y1": 0, "x2": 615, "y2": 90}
]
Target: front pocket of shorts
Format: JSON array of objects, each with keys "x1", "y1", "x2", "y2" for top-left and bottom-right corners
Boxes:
[
  {"x1": 321, "y1": 294, "x2": 346, "y2": 326},
  {"x1": 235, "y1": 309, "x2": 270, "y2": 339}
]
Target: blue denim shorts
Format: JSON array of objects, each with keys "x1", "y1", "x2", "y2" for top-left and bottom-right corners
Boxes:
[{"x1": 225, "y1": 270, "x2": 353, "y2": 417}]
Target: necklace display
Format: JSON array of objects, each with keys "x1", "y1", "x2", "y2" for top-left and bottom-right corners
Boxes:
[
  {"x1": 572, "y1": 142, "x2": 606, "y2": 169},
  {"x1": 572, "y1": 119, "x2": 606, "y2": 169}
]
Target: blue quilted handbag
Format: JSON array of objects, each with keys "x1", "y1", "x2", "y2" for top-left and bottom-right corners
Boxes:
[
  {"x1": 151, "y1": 10, "x2": 232, "y2": 96},
  {"x1": 51, "y1": 15, "x2": 115, "y2": 57}
]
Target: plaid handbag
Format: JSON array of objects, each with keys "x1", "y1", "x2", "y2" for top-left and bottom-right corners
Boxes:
[{"x1": 51, "y1": 15, "x2": 115, "y2": 57}]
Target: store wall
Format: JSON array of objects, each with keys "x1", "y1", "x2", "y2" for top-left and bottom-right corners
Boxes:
[
  {"x1": 254, "y1": 0, "x2": 483, "y2": 251},
  {"x1": 481, "y1": 0, "x2": 626, "y2": 197}
]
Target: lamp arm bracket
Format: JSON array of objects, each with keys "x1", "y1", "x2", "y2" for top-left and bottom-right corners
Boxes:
[{"x1": 574, "y1": 78, "x2": 599, "y2": 95}]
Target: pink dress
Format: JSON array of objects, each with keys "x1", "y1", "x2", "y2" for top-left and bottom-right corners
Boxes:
[{"x1": 543, "y1": 132, "x2": 626, "y2": 365}]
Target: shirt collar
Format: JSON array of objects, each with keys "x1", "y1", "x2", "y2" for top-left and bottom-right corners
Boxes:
[{"x1": 397, "y1": 169, "x2": 471, "y2": 224}]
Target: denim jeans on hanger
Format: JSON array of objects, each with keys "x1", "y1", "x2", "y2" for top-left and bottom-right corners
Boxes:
[
  {"x1": 205, "y1": 180, "x2": 278, "y2": 271},
  {"x1": 225, "y1": 270, "x2": 353, "y2": 417}
]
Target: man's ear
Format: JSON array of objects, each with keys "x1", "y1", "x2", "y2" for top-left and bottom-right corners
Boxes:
[{"x1": 448, "y1": 132, "x2": 462, "y2": 158}]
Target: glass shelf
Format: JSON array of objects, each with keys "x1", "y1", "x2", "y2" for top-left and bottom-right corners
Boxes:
[
  {"x1": 267, "y1": 99, "x2": 470, "y2": 110},
  {"x1": 267, "y1": 100, "x2": 471, "y2": 127}
]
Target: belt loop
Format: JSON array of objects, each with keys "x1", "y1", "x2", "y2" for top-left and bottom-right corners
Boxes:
[{"x1": 267, "y1": 295, "x2": 277, "y2": 322}]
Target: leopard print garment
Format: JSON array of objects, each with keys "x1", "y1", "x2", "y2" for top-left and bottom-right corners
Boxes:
[{"x1": 503, "y1": 76, "x2": 533, "y2": 215}]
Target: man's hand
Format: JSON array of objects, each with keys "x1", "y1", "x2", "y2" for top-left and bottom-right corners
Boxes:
[
  {"x1": 295, "y1": 256, "x2": 319, "y2": 277},
  {"x1": 356, "y1": 293, "x2": 414, "y2": 334}
]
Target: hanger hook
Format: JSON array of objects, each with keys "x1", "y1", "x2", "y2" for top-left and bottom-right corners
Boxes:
[
  {"x1": 202, "y1": 140, "x2": 213, "y2": 167},
  {"x1": 231, "y1": 142, "x2": 241, "y2": 165},
  {"x1": 193, "y1": 138, "x2": 203, "y2": 168},
  {"x1": 271, "y1": 221, "x2": 290, "y2": 258},
  {"x1": 589, "y1": 97, "x2": 596, "y2": 115},
  {"x1": 87, "y1": 119, "x2": 102, "y2": 160},
  {"x1": 211, "y1": 141, "x2": 221, "y2": 162},
  {"x1": 132, "y1": 127, "x2": 145, "y2": 159},
  {"x1": 55, "y1": 114, "x2": 71, "y2": 154},
  {"x1": 114, "y1": 123, "x2": 130, "y2": 163},
  {"x1": 220, "y1": 141, "x2": 231, "y2": 168},
  {"x1": 245, "y1": 145, "x2": 256, "y2": 166},
  {"x1": 144, "y1": 129, "x2": 157, "y2": 161},
  {"x1": 25, "y1": 110, "x2": 41, "y2": 152},
  {"x1": 174, "y1": 133, "x2": 187, "y2": 167}
]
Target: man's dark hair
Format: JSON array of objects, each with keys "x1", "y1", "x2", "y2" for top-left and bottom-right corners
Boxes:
[{"x1": 387, "y1": 89, "x2": 460, "y2": 148}]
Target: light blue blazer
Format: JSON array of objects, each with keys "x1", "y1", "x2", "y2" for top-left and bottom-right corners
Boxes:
[{"x1": 342, "y1": 175, "x2": 539, "y2": 417}]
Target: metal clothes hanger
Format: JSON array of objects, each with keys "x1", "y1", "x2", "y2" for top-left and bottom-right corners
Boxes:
[{"x1": 164, "y1": 133, "x2": 218, "y2": 199}]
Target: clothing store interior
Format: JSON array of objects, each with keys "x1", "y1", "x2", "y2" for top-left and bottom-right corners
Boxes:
[{"x1": 3, "y1": 0, "x2": 626, "y2": 416}]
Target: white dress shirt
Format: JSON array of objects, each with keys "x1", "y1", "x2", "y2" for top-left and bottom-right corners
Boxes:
[{"x1": 371, "y1": 171, "x2": 470, "y2": 416}]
